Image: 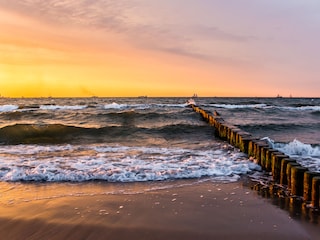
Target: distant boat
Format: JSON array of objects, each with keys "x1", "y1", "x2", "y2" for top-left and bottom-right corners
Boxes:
[
  {"x1": 276, "y1": 94, "x2": 283, "y2": 98},
  {"x1": 192, "y1": 93, "x2": 198, "y2": 98}
]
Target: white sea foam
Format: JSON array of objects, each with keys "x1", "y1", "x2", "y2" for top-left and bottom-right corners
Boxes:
[
  {"x1": 263, "y1": 137, "x2": 320, "y2": 156},
  {"x1": 103, "y1": 103, "x2": 187, "y2": 110},
  {"x1": 0, "y1": 144, "x2": 260, "y2": 182},
  {"x1": 210, "y1": 104, "x2": 320, "y2": 112},
  {"x1": 103, "y1": 102, "x2": 128, "y2": 109},
  {"x1": 0, "y1": 105, "x2": 19, "y2": 112},
  {"x1": 295, "y1": 106, "x2": 320, "y2": 111},
  {"x1": 212, "y1": 104, "x2": 267, "y2": 109},
  {"x1": 275, "y1": 106, "x2": 320, "y2": 111},
  {"x1": 262, "y1": 137, "x2": 320, "y2": 172},
  {"x1": 40, "y1": 105, "x2": 87, "y2": 110}
]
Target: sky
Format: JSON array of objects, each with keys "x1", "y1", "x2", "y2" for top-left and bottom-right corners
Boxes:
[{"x1": 0, "y1": 0, "x2": 319, "y2": 97}]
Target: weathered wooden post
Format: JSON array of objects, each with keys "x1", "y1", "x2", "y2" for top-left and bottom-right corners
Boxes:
[
  {"x1": 280, "y1": 158, "x2": 297, "y2": 185},
  {"x1": 311, "y1": 177, "x2": 320, "y2": 208},
  {"x1": 265, "y1": 149, "x2": 278, "y2": 172},
  {"x1": 286, "y1": 162, "x2": 301, "y2": 190},
  {"x1": 237, "y1": 133, "x2": 252, "y2": 154},
  {"x1": 255, "y1": 141, "x2": 270, "y2": 165},
  {"x1": 260, "y1": 147, "x2": 270, "y2": 170},
  {"x1": 190, "y1": 105, "x2": 320, "y2": 208},
  {"x1": 272, "y1": 153, "x2": 289, "y2": 183},
  {"x1": 304, "y1": 172, "x2": 320, "y2": 202},
  {"x1": 291, "y1": 166, "x2": 308, "y2": 196}
]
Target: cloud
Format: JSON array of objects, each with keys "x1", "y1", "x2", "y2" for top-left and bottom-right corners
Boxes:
[
  {"x1": 154, "y1": 45, "x2": 252, "y2": 67},
  {"x1": 0, "y1": 0, "x2": 255, "y2": 65},
  {"x1": 191, "y1": 25, "x2": 257, "y2": 42},
  {"x1": 0, "y1": 0, "x2": 133, "y2": 31}
]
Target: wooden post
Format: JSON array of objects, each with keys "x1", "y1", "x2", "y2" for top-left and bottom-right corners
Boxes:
[
  {"x1": 260, "y1": 147, "x2": 270, "y2": 170},
  {"x1": 238, "y1": 135, "x2": 252, "y2": 154},
  {"x1": 248, "y1": 140, "x2": 256, "y2": 158},
  {"x1": 304, "y1": 172, "x2": 320, "y2": 202},
  {"x1": 272, "y1": 154, "x2": 289, "y2": 183},
  {"x1": 190, "y1": 105, "x2": 320, "y2": 207},
  {"x1": 255, "y1": 141, "x2": 269, "y2": 165},
  {"x1": 280, "y1": 158, "x2": 296, "y2": 185},
  {"x1": 265, "y1": 149, "x2": 278, "y2": 172},
  {"x1": 291, "y1": 166, "x2": 308, "y2": 196},
  {"x1": 286, "y1": 162, "x2": 301, "y2": 190},
  {"x1": 311, "y1": 177, "x2": 320, "y2": 208}
]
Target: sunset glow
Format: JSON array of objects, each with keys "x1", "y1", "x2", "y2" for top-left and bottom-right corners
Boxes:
[{"x1": 0, "y1": 1, "x2": 319, "y2": 97}]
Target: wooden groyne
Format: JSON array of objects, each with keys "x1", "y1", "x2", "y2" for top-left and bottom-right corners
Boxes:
[{"x1": 191, "y1": 104, "x2": 320, "y2": 209}]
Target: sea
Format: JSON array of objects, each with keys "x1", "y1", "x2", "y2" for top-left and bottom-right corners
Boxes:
[{"x1": 0, "y1": 97, "x2": 319, "y2": 184}]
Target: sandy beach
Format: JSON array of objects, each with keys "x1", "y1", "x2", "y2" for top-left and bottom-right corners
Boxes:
[{"x1": 0, "y1": 179, "x2": 318, "y2": 240}]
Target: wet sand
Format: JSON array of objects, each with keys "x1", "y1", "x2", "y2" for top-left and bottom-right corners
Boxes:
[{"x1": 0, "y1": 180, "x2": 318, "y2": 240}]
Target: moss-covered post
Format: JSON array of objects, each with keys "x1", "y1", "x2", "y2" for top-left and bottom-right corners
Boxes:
[{"x1": 238, "y1": 134, "x2": 252, "y2": 154}]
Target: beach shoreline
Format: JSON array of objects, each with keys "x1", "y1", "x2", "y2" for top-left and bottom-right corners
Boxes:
[{"x1": 0, "y1": 179, "x2": 318, "y2": 239}]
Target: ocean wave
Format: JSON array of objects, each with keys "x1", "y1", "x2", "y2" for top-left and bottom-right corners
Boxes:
[
  {"x1": 239, "y1": 120, "x2": 320, "y2": 131},
  {"x1": 264, "y1": 137, "x2": 320, "y2": 156},
  {"x1": 262, "y1": 137, "x2": 320, "y2": 172},
  {"x1": 239, "y1": 123, "x2": 306, "y2": 132},
  {"x1": 98, "y1": 110, "x2": 192, "y2": 121},
  {"x1": 40, "y1": 105, "x2": 88, "y2": 110},
  {"x1": 206, "y1": 103, "x2": 320, "y2": 112},
  {"x1": 154, "y1": 103, "x2": 189, "y2": 108},
  {"x1": 102, "y1": 102, "x2": 188, "y2": 110},
  {"x1": 0, "y1": 124, "x2": 86, "y2": 144},
  {"x1": 103, "y1": 102, "x2": 130, "y2": 109},
  {"x1": 0, "y1": 102, "x2": 197, "y2": 114},
  {"x1": 311, "y1": 110, "x2": 320, "y2": 116},
  {"x1": 0, "y1": 105, "x2": 19, "y2": 112},
  {"x1": 211, "y1": 104, "x2": 268, "y2": 109},
  {"x1": 0, "y1": 144, "x2": 260, "y2": 182},
  {"x1": 0, "y1": 123, "x2": 211, "y2": 145},
  {"x1": 277, "y1": 105, "x2": 320, "y2": 111}
]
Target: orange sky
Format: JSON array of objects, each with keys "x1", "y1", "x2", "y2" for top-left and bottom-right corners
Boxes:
[{"x1": 0, "y1": 1, "x2": 319, "y2": 97}]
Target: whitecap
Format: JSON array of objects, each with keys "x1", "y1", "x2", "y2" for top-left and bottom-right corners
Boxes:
[
  {"x1": 212, "y1": 104, "x2": 267, "y2": 109},
  {"x1": 263, "y1": 138, "x2": 320, "y2": 157},
  {"x1": 0, "y1": 105, "x2": 19, "y2": 112},
  {"x1": 103, "y1": 102, "x2": 128, "y2": 109},
  {"x1": 40, "y1": 105, "x2": 87, "y2": 110},
  {"x1": 261, "y1": 137, "x2": 320, "y2": 172}
]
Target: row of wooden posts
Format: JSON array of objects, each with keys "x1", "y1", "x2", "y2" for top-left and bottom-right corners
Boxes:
[{"x1": 191, "y1": 104, "x2": 320, "y2": 209}]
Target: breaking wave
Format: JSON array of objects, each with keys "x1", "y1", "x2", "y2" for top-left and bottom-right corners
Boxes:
[
  {"x1": 0, "y1": 144, "x2": 260, "y2": 182},
  {"x1": 262, "y1": 137, "x2": 320, "y2": 172}
]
